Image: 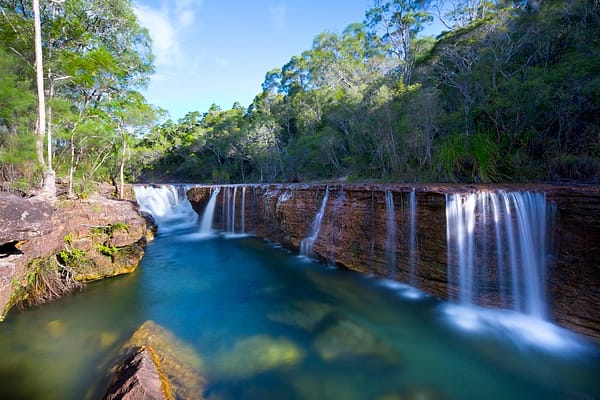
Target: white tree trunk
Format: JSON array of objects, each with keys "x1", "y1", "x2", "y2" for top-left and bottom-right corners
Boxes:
[
  {"x1": 34, "y1": 0, "x2": 56, "y2": 200},
  {"x1": 33, "y1": 0, "x2": 45, "y2": 168}
]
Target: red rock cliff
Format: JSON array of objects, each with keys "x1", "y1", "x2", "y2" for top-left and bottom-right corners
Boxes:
[{"x1": 187, "y1": 184, "x2": 600, "y2": 340}]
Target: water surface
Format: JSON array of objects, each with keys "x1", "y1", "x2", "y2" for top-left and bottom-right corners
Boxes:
[{"x1": 0, "y1": 223, "x2": 599, "y2": 399}]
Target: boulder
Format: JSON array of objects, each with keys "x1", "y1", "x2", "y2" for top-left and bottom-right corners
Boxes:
[
  {"x1": 103, "y1": 321, "x2": 206, "y2": 400},
  {"x1": 103, "y1": 347, "x2": 168, "y2": 400},
  {"x1": 0, "y1": 192, "x2": 53, "y2": 246},
  {"x1": 1, "y1": 192, "x2": 150, "y2": 318}
]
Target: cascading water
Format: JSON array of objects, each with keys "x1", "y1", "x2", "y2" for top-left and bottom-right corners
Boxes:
[
  {"x1": 199, "y1": 186, "x2": 221, "y2": 235},
  {"x1": 445, "y1": 190, "x2": 549, "y2": 319},
  {"x1": 133, "y1": 184, "x2": 198, "y2": 232},
  {"x1": 300, "y1": 187, "x2": 329, "y2": 257},
  {"x1": 230, "y1": 186, "x2": 238, "y2": 233},
  {"x1": 241, "y1": 186, "x2": 246, "y2": 234},
  {"x1": 408, "y1": 189, "x2": 418, "y2": 286},
  {"x1": 220, "y1": 185, "x2": 249, "y2": 236},
  {"x1": 385, "y1": 189, "x2": 397, "y2": 278}
]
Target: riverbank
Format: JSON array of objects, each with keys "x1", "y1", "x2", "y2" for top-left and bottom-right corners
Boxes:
[{"x1": 0, "y1": 184, "x2": 152, "y2": 319}]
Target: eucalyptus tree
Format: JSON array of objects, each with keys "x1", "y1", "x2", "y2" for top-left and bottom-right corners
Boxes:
[
  {"x1": 365, "y1": 0, "x2": 433, "y2": 84},
  {"x1": 0, "y1": 0, "x2": 154, "y2": 194}
]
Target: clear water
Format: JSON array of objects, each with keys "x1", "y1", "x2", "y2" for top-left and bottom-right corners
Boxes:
[{"x1": 0, "y1": 223, "x2": 599, "y2": 399}]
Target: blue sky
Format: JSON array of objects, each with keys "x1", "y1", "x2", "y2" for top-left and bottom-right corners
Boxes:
[{"x1": 134, "y1": 0, "x2": 372, "y2": 121}]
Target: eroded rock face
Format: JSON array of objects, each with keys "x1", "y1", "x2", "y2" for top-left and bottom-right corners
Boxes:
[{"x1": 187, "y1": 184, "x2": 600, "y2": 340}]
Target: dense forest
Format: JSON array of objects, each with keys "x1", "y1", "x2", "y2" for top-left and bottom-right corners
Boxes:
[{"x1": 1, "y1": 0, "x2": 599, "y2": 193}]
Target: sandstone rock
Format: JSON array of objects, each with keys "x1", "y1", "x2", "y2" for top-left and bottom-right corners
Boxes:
[
  {"x1": 0, "y1": 192, "x2": 53, "y2": 246},
  {"x1": 103, "y1": 347, "x2": 168, "y2": 400},
  {"x1": 105, "y1": 321, "x2": 206, "y2": 400},
  {"x1": 1, "y1": 193, "x2": 150, "y2": 319}
]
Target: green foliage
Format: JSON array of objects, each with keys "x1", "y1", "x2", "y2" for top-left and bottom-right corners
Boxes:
[
  {"x1": 96, "y1": 243, "x2": 118, "y2": 257},
  {"x1": 436, "y1": 130, "x2": 504, "y2": 183},
  {"x1": 63, "y1": 232, "x2": 74, "y2": 245},
  {"x1": 57, "y1": 247, "x2": 88, "y2": 268},
  {"x1": 0, "y1": 0, "x2": 156, "y2": 192},
  {"x1": 135, "y1": 0, "x2": 596, "y2": 183},
  {"x1": 3, "y1": 0, "x2": 594, "y2": 185}
]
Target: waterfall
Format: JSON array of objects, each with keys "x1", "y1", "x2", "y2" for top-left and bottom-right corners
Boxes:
[
  {"x1": 230, "y1": 186, "x2": 238, "y2": 233},
  {"x1": 445, "y1": 191, "x2": 549, "y2": 319},
  {"x1": 300, "y1": 187, "x2": 329, "y2": 257},
  {"x1": 385, "y1": 189, "x2": 397, "y2": 279},
  {"x1": 133, "y1": 184, "x2": 198, "y2": 231},
  {"x1": 408, "y1": 189, "x2": 418, "y2": 287},
  {"x1": 220, "y1": 185, "x2": 249, "y2": 236},
  {"x1": 199, "y1": 187, "x2": 221, "y2": 234},
  {"x1": 241, "y1": 186, "x2": 246, "y2": 234}
]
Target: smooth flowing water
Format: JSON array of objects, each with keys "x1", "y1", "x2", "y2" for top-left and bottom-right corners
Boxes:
[
  {"x1": 446, "y1": 191, "x2": 549, "y2": 317},
  {"x1": 300, "y1": 187, "x2": 329, "y2": 257},
  {"x1": 408, "y1": 189, "x2": 418, "y2": 287},
  {"x1": 0, "y1": 186, "x2": 599, "y2": 400},
  {"x1": 385, "y1": 189, "x2": 397, "y2": 278}
]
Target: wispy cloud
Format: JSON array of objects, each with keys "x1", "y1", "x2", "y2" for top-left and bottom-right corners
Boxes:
[
  {"x1": 135, "y1": 4, "x2": 179, "y2": 66},
  {"x1": 134, "y1": 0, "x2": 201, "y2": 66},
  {"x1": 269, "y1": 3, "x2": 286, "y2": 30},
  {"x1": 215, "y1": 57, "x2": 230, "y2": 67}
]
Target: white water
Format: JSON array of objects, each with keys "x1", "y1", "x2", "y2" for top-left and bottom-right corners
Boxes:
[
  {"x1": 445, "y1": 191, "x2": 549, "y2": 319},
  {"x1": 408, "y1": 189, "x2": 418, "y2": 286},
  {"x1": 385, "y1": 189, "x2": 397, "y2": 278},
  {"x1": 241, "y1": 186, "x2": 246, "y2": 234},
  {"x1": 199, "y1": 187, "x2": 221, "y2": 235},
  {"x1": 220, "y1": 185, "x2": 251, "y2": 237},
  {"x1": 300, "y1": 187, "x2": 329, "y2": 257},
  {"x1": 133, "y1": 184, "x2": 198, "y2": 232}
]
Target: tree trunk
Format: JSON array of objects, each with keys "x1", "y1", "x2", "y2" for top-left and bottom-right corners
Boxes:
[
  {"x1": 33, "y1": 0, "x2": 55, "y2": 200},
  {"x1": 33, "y1": 0, "x2": 45, "y2": 168},
  {"x1": 67, "y1": 132, "x2": 75, "y2": 199},
  {"x1": 119, "y1": 138, "x2": 126, "y2": 200}
]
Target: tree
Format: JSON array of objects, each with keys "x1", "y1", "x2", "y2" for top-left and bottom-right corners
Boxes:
[
  {"x1": 366, "y1": 0, "x2": 433, "y2": 84},
  {"x1": 1, "y1": 0, "x2": 155, "y2": 193},
  {"x1": 33, "y1": 0, "x2": 56, "y2": 199}
]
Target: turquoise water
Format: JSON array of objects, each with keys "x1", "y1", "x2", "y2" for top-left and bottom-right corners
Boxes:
[{"x1": 0, "y1": 222, "x2": 599, "y2": 399}]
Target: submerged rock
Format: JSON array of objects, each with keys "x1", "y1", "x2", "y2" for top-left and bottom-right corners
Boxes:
[
  {"x1": 213, "y1": 335, "x2": 304, "y2": 379},
  {"x1": 267, "y1": 301, "x2": 335, "y2": 331},
  {"x1": 313, "y1": 314, "x2": 399, "y2": 363},
  {"x1": 376, "y1": 385, "x2": 453, "y2": 400},
  {"x1": 103, "y1": 320, "x2": 206, "y2": 400}
]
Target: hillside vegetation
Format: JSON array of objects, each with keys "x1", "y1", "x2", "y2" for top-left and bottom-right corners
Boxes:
[{"x1": 2, "y1": 0, "x2": 599, "y2": 190}]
